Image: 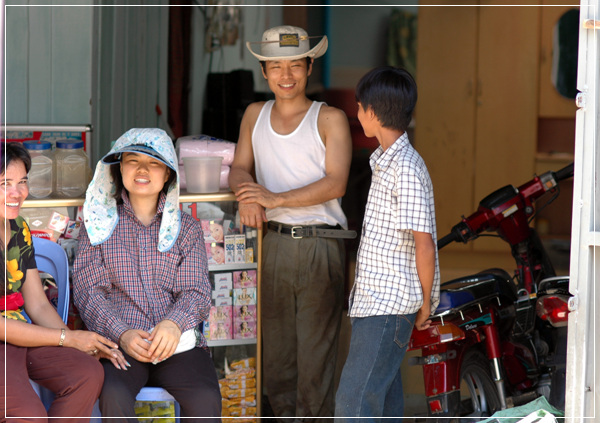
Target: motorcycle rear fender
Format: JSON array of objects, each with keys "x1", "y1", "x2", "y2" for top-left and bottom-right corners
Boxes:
[
  {"x1": 423, "y1": 359, "x2": 460, "y2": 397},
  {"x1": 420, "y1": 341, "x2": 475, "y2": 397}
]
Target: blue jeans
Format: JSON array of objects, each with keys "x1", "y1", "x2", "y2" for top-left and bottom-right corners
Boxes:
[{"x1": 335, "y1": 313, "x2": 416, "y2": 422}]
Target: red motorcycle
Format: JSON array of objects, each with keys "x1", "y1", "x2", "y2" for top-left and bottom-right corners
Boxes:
[{"x1": 408, "y1": 163, "x2": 573, "y2": 421}]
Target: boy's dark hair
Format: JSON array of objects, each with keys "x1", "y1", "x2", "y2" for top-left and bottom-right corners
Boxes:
[
  {"x1": 1, "y1": 142, "x2": 32, "y2": 175},
  {"x1": 110, "y1": 162, "x2": 176, "y2": 204},
  {"x1": 260, "y1": 57, "x2": 312, "y2": 73},
  {"x1": 355, "y1": 66, "x2": 417, "y2": 132}
]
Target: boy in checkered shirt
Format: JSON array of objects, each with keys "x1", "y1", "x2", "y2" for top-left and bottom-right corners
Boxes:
[{"x1": 336, "y1": 67, "x2": 440, "y2": 420}]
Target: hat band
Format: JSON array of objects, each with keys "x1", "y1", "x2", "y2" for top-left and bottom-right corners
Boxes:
[{"x1": 248, "y1": 35, "x2": 321, "y2": 47}]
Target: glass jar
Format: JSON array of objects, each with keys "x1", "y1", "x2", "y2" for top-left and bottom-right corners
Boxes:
[
  {"x1": 55, "y1": 140, "x2": 88, "y2": 198},
  {"x1": 23, "y1": 140, "x2": 54, "y2": 198}
]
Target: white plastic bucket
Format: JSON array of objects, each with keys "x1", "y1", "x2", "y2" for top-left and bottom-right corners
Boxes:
[{"x1": 183, "y1": 156, "x2": 223, "y2": 193}]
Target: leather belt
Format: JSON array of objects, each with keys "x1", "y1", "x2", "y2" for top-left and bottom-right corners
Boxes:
[{"x1": 267, "y1": 222, "x2": 357, "y2": 239}]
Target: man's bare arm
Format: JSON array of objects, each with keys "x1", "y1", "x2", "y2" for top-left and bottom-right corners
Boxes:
[
  {"x1": 235, "y1": 105, "x2": 352, "y2": 209},
  {"x1": 229, "y1": 102, "x2": 268, "y2": 228}
]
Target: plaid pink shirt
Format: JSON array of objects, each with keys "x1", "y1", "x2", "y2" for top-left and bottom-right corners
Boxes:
[{"x1": 73, "y1": 192, "x2": 210, "y2": 348}]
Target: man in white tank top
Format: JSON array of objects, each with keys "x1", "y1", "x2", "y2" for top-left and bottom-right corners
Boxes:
[{"x1": 229, "y1": 25, "x2": 353, "y2": 421}]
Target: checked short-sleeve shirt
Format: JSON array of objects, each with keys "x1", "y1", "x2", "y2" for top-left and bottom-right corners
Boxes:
[{"x1": 349, "y1": 133, "x2": 440, "y2": 317}]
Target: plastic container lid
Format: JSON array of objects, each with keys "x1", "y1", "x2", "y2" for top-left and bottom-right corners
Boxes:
[
  {"x1": 23, "y1": 140, "x2": 52, "y2": 150},
  {"x1": 56, "y1": 140, "x2": 84, "y2": 149}
]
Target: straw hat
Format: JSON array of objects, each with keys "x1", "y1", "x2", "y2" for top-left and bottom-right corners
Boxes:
[{"x1": 246, "y1": 25, "x2": 328, "y2": 61}]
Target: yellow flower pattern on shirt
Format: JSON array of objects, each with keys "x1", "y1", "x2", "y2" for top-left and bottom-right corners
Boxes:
[
  {"x1": 6, "y1": 259, "x2": 23, "y2": 290},
  {"x1": 22, "y1": 223, "x2": 32, "y2": 246},
  {"x1": 2, "y1": 217, "x2": 35, "y2": 322}
]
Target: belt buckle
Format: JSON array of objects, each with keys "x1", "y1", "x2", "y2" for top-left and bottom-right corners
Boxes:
[{"x1": 290, "y1": 226, "x2": 303, "y2": 239}]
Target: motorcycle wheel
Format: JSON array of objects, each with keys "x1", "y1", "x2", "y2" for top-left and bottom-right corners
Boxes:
[{"x1": 456, "y1": 351, "x2": 502, "y2": 421}]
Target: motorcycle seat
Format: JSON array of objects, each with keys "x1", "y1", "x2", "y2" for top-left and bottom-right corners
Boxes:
[{"x1": 437, "y1": 269, "x2": 517, "y2": 313}]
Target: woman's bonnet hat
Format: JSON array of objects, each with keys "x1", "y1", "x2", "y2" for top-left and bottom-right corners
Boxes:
[
  {"x1": 246, "y1": 25, "x2": 328, "y2": 61},
  {"x1": 83, "y1": 128, "x2": 181, "y2": 252}
]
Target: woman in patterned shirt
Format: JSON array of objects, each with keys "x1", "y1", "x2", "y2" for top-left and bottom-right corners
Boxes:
[
  {"x1": 0, "y1": 142, "x2": 127, "y2": 421},
  {"x1": 73, "y1": 128, "x2": 221, "y2": 421}
]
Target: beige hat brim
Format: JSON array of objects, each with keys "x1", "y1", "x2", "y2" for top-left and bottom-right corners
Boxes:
[{"x1": 246, "y1": 36, "x2": 328, "y2": 62}]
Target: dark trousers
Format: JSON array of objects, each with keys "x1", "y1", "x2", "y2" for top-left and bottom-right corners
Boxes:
[
  {"x1": 99, "y1": 347, "x2": 221, "y2": 422},
  {"x1": 1, "y1": 343, "x2": 104, "y2": 423},
  {"x1": 261, "y1": 231, "x2": 345, "y2": 422}
]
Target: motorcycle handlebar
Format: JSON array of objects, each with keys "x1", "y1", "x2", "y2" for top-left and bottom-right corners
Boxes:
[
  {"x1": 437, "y1": 163, "x2": 573, "y2": 251},
  {"x1": 437, "y1": 231, "x2": 459, "y2": 250},
  {"x1": 554, "y1": 162, "x2": 574, "y2": 182}
]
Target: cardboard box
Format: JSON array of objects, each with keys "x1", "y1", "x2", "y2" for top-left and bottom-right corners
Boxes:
[
  {"x1": 233, "y1": 270, "x2": 256, "y2": 289},
  {"x1": 233, "y1": 288, "x2": 256, "y2": 306},
  {"x1": 224, "y1": 235, "x2": 236, "y2": 264},
  {"x1": 235, "y1": 235, "x2": 246, "y2": 263},
  {"x1": 208, "y1": 306, "x2": 232, "y2": 340},
  {"x1": 206, "y1": 242, "x2": 225, "y2": 265},
  {"x1": 201, "y1": 219, "x2": 225, "y2": 243},
  {"x1": 212, "y1": 289, "x2": 232, "y2": 300},
  {"x1": 234, "y1": 320, "x2": 257, "y2": 339},
  {"x1": 63, "y1": 220, "x2": 82, "y2": 239},
  {"x1": 213, "y1": 272, "x2": 233, "y2": 291},
  {"x1": 213, "y1": 297, "x2": 233, "y2": 306},
  {"x1": 234, "y1": 304, "x2": 256, "y2": 322},
  {"x1": 21, "y1": 207, "x2": 70, "y2": 241},
  {"x1": 48, "y1": 211, "x2": 69, "y2": 233}
]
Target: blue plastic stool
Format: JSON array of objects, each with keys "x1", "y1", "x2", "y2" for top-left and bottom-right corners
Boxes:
[
  {"x1": 29, "y1": 237, "x2": 70, "y2": 410},
  {"x1": 91, "y1": 387, "x2": 181, "y2": 422}
]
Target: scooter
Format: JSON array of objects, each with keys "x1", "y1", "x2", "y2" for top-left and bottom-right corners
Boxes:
[{"x1": 408, "y1": 163, "x2": 574, "y2": 421}]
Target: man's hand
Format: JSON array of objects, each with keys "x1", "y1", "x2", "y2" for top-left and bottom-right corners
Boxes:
[
  {"x1": 235, "y1": 187, "x2": 268, "y2": 228},
  {"x1": 119, "y1": 329, "x2": 152, "y2": 362},
  {"x1": 238, "y1": 202, "x2": 267, "y2": 228},
  {"x1": 236, "y1": 182, "x2": 280, "y2": 208},
  {"x1": 414, "y1": 303, "x2": 432, "y2": 331},
  {"x1": 147, "y1": 320, "x2": 182, "y2": 364}
]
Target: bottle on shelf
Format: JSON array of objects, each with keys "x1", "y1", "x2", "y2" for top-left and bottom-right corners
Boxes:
[
  {"x1": 245, "y1": 228, "x2": 254, "y2": 263},
  {"x1": 23, "y1": 140, "x2": 54, "y2": 199},
  {"x1": 55, "y1": 140, "x2": 88, "y2": 198}
]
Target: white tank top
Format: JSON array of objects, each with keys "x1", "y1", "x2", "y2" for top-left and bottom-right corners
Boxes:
[{"x1": 252, "y1": 100, "x2": 348, "y2": 228}]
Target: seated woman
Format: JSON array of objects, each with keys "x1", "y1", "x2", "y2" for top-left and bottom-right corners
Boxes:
[
  {"x1": 1, "y1": 142, "x2": 126, "y2": 422},
  {"x1": 72, "y1": 128, "x2": 221, "y2": 422}
]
